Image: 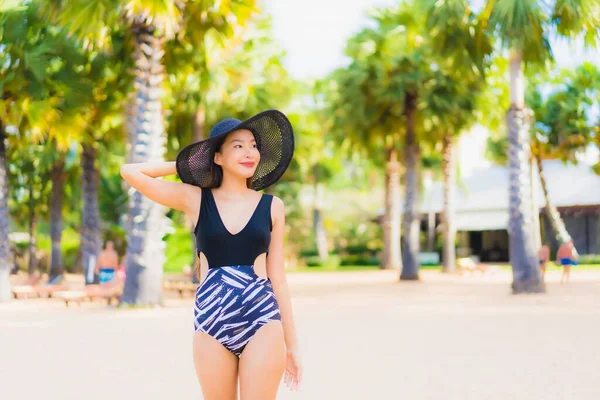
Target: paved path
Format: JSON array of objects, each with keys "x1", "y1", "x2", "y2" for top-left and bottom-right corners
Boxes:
[{"x1": 1, "y1": 269, "x2": 599, "y2": 400}]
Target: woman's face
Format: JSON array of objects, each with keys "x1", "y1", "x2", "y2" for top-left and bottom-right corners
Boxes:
[{"x1": 214, "y1": 129, "x2": 260, "y2": 180}]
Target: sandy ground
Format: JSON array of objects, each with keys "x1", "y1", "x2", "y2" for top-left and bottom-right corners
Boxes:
[{"x1": 1, "y1": 268, "x2": 599, "y2": 400}]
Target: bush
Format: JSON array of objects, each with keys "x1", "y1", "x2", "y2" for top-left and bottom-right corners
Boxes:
[
  {"x1": 305, "y1": 257, "x2": 324, "y2": 267},
  {"x1": 304, "y1": 255, "x2": 340, "y2": 268},
  {"x1": 580, "y1": 254, "x2": 600, "y2": 264},
  {"x1": 333, "y1": 221, "x2": 383, "y2": 256},
  {"x1": 339, "y1": 255, "x2": 380, "y2": 266},
  {"x1": 345, "y1": 244, "x2": 371, "y2": 255},
  {"x1": 63, "y1": 245, "x2": 81, "y2": 273},
  {"x1": 299, "y1": 248, "x2": 319, "y2": 257},
  {"x1": 14, "y1": 241, "x2": 28, "y2": 251}
]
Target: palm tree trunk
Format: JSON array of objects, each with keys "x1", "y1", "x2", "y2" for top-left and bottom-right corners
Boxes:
[
  {"x1": 530, "y1": 155, "x2": 542, "y2": 250},
  {"x1": 313, "y1": 208, "x2": 328, "y2": 260},
  {"x1": 312, "y1": 174, "x2": 328, "y2": 261},
  {"x1": 81, "y1": 143, "x2": 102, "y2": 284},
  {"x1": 121, "y1": 22, "x2": 171, "y2": 306},
  {"x1": 442, "y1": 135, "x2": 456, "y2": 273},
  {"x1": 534, "y1": 152, "x2": 571, "y2": 245},
  {"x1": 382, "y1": 147, "x2": 402, "y2": 269},
  {"x1": 28, "y1": 185, "x2": 37, "y2": 276},
  {"x1": 506, "y1": 49, "x2": 544, "y2": 294},
  {"x1": 427, "y1": 212, "x2": 435, "y2": 251},
  {"x1": 0, "y1": 122, "x2": 12, "y2": 302},
  {"x1": 401, "y1": 93, "x2": 420, "y2": 280},
  {"x1": 193, "y1": 104, "x2": 206, "y2": 142},
  {"x1": 49, "y1": 156, "x2": 65, "y2": 280}
]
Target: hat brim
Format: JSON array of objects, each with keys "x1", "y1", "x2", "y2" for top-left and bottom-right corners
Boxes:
[{"x1": 176, "y1": 109, "x2": 295, "y2": 191}]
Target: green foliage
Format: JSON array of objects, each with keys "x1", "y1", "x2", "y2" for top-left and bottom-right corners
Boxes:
[
  {"x1": 34, "y1": 226, "x2": 80, "y2": 272},
  {"x1": 580, "y1": 254, "x2": 600, "y2": 264},
  {"x1": 163, "y1": 225, "x2": 194, "y2": 274},
  {"x1": 486, "y1": 135, "x2": 509, "y2": 165},
  {"x1": 332, "y1": 220, "x2": 383, "y2": 259},
  {"x1": 164, "y1": 13, "x2": 292, "y2": 162},
  {"x1": 3, "y1": 0, "x2": 597, "y2": 283},
  {"x1": 299, "y1": 248, "x2": 319, "y2": 258},
  {"x1": 102, "y1": 225, "x2": 127, "y2": 255},
  {"x1": 99, "y1": 163, "x2": 128, "y2": 226},
  {"x1": 339, "y1": 255, "x2": 381, "y2": 266},
  {"x1": 531, "y1": 62, "x2": 600, "y2": 163},
  {"x1": 305, "y1": 255, "x2": 340, "y2": 268},
  {"x1": 7, "y1": 142, "x2": 52, "y2": 224}
]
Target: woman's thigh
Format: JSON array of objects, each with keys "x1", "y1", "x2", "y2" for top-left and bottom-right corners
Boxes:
[
  {"x1": 238, "y1": 321, "x2": 286, "y2": 400},
  {"x1": 193, "y1": 331, "x2": 239, "y2": 400}
]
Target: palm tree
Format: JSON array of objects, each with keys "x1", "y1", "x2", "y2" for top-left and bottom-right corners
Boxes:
[
  {"x1": 424, "y1": 74, "x2": 485, "y2": 272},
  {"x1": 74, "y1": 34, "x2": 130, "y2": 283},
  {"x1": 332, "y1": 2, "x2": 485, "y2": 278},
  {"x1": 0, "y1": 1, "x2": 65, "y2": 300},
  {"x1": 530, "y1": 63, "x2": 600, "y2": 246},
  {"x1": 325, "y1": 28, "x2": 404, "y2": 271},
  {"x1": 426, "y1": 0, "x2": 600, "y2": 293},
  {"x1": 329, "y1": 2, "x2": 473, "y2": 277},
  {"x1": 42, "y1": 0, "x2": 259, "y2": 304},
  {"x1": 424, "y1": 1, "x2": 491, "y2": 272},
  {"x1": 490, "y1": 0, "x2": 600, "y2": 293},
  {"x1": 372, "y1": 4, "x2": 461, "y2": 280}
]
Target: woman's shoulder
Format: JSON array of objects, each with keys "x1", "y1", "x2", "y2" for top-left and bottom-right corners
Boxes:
[{"x1": 267, "y1": 194, "x2": 285, "y2": 215}]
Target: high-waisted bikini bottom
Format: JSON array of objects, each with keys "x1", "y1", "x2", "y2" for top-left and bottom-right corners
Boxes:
[{"x1": 194, "y1": 265, "x2": 281, "y2": 357}]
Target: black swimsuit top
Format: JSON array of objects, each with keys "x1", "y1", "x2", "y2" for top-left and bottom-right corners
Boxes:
[{"x1": 195, "y1": 188, "x2": 273, "y2": 269}]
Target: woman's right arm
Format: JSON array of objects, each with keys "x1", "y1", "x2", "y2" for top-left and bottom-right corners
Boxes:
[{"x1": 120, "y1": 161, "x2": 200, "y2": 217}]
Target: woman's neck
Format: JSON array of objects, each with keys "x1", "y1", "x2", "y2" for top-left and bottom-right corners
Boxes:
[{"x1": 218, "y1": 175, "x2": 251, "y2": 196}]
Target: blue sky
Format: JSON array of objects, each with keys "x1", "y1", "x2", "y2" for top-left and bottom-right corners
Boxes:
[{"x1": 264, "y1": 0, "x2": 600, "y2": 80}]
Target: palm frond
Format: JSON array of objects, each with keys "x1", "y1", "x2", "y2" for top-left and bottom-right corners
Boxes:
[
  {"x1": 552, "y1": 0, "x2": 600, "y2": 47},
  {"x1": 0, "y1": 0, "x2": 26, "y2": 13},
  {"x1": 488, "y1": 0, "x2": 551, "y2": 63},
  {"x1": 20, "y1": 97, "x2": 62, "y2": 142}
]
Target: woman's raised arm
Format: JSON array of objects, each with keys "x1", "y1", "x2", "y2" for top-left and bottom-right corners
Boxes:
[{"x1": 120, "y1": 161, "x2": 200, "y2": 217}]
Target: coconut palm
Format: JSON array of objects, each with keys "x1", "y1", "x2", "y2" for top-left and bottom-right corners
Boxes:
[
  {"x1": 530, "y1": 63, "x2": 600, "y2": 245},
  {"x1": 424, "y1": 72, "x2": 486, "y2": 272},
  {"x1": 426, "y1": 0, "x2": 600, "y2": 293},
  {"x1": 71, "y1": 34, "x2": 130, "y2": 283},
  {"x1": 424, "y1": 0, "x2": 491, "y2": 272},
  {"x1": 0, "y1": 1, "x2": 68, "y2": 300},
  {"x1": 41, "y1": 0, "x2": 258, "y2": 304},
  {"x1": 325, "y1": 26, "x2": 404, "y2": 271},
  {"x1": 328, "y1": 1, "x2": 488, "y2": 277}
]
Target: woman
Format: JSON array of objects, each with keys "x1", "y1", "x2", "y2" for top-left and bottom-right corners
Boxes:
[{"x1": 120, "y1": 110, "x2": 302, "y2": 399}]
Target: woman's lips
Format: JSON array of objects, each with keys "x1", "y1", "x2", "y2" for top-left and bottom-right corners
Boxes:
[{"x1": 240, "y1": 162, "x2": 255, "y2": 168}]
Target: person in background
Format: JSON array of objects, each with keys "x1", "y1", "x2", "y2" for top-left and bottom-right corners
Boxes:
[
  {"x1": 95, "y1": 241, "x2": 119, "y2": 284},
  {"x1": 537, "y1": 244, "x2": 550, "y2": 278},
  {"x1": 116, "y1": 253, "x2": 127, "y2": 283},
  {"x1": 556, "y1": 240, "x2": 578, "y2": 284}
]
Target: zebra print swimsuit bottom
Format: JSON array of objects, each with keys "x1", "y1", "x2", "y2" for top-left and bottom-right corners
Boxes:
[{"x1": 194, "y1": 265, "x2": 281, "y2": 357}]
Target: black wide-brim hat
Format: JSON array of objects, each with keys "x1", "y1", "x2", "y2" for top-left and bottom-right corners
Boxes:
[{"x1": 176, "y1": 109, "x2": 295, "y2": 191}]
